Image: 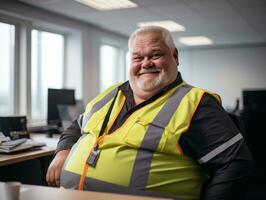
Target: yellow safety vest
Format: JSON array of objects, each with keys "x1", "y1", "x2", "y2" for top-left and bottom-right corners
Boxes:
[{"x1": 61, "y1": 82, "x2": 221, "y2": 200}]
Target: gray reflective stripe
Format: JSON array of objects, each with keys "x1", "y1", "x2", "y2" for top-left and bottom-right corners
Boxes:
[
  {"x1": 129, "y1": 84, "x2": 192, "y2": 189},
  {"x1": 61, "y1": 172, "x2": 175, "y2": 199},
  {"x1": 77, "y1": 114, "x2": 83, "y2": 128},
  {"x1": 61, "y1": 169, "x2": 80, "y2": 189},
  {"x1": 198, "y1": 133, "x2": 243, "y2": 164},
  {"x1": 60, "y1": 134, "x2": 87, "y2": 187},
  {"x1": 82, "y1": 177, "x2": 175, "y2": 199},
  {"x1": 81, "y1": 88, "x2": 118, "y2": 130}
]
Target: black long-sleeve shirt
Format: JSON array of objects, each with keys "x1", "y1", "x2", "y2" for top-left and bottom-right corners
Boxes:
[{"x1": 57, "y1": 73, "x2": 254, "y2": 200}]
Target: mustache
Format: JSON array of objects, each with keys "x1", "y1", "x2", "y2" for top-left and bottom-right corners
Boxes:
[{"x1": 138, "y1": 68, "x2": 161, "y2": 75}]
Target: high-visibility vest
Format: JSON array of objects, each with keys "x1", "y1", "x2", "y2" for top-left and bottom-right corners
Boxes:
[{"x1": 61, "y1": 82, "x2": 221, "y2": 200}]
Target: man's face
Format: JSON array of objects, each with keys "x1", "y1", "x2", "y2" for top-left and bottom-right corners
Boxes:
[{"x1": 129, "y1": 32, "x2": 178, "y2": 94}]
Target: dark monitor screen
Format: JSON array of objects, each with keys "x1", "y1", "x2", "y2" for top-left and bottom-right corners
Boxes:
[
  {"x1": 243, "y1": 90, "x2": 266, "y2": 111},
  {"x1": 47, "y1": 88, "x2": 75, "y2": 127},
  {"x1": 0, "y1": 116, "x2": 27, "y2": 138}
]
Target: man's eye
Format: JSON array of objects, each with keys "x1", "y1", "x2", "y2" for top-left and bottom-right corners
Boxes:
[
  {"x1": 133, "y1": 57, "x2": 141, "y2": 61},
  {"x1": 152, "y1": 54, "x2": 161, "y2": 59}
]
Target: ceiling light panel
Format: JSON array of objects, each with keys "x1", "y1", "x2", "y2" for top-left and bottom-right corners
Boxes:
[
  {"x1": 74, "y1": 0, "x2": 137, "y2": 10},
  {"x1": 138, "y1": 20, "x2": 185, "y2": 32},
  {"x1": 178, "y1": 36, "x2": 213, "y2": 46}
]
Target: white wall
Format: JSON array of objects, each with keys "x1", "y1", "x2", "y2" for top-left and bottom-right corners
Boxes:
[{"x1": 179, "y1": 46, "x2": 266, "y2": 109}]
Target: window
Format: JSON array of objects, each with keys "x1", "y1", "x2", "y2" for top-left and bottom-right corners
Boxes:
[
  {"x1": 99, "y1": 44, "x2": 128, "y2": 92},
  {"x1": 31, "y1": 29, "x2": 64, "y2": 122},
  {"x1": 99, "y1": 45, "x2": 119, "y2": 91},
  {"x1": 125, "y1": 50, "x2": 130, "y2": 80},
  {"x1": 0, "y1": 22, "x2": 15, "y2": 115}
]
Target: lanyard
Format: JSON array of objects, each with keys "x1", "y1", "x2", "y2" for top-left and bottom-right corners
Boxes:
[
  {"x1": 98, "y1": 90, "x2": 118, "y2": 143},
  {"x1": 87, "y1": 90, "x2": 119, "y2": 167}
]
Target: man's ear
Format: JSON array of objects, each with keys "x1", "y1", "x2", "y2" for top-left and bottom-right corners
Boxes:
[{"x1": 173, "y1": 48, "x2": 179, "y2": 66}]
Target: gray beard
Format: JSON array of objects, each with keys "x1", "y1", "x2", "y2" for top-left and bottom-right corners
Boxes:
[{"x1": 137, "y1": 72, "x2": 166, "y2": 91}]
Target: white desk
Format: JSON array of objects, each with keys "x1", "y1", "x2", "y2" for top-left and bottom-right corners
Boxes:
[
  {"x1": 18, "y1": 184, "x2": 173, "y2": 200},
  {"x1": 31, "y1": 133, "x2": 60, "y2": 148}
]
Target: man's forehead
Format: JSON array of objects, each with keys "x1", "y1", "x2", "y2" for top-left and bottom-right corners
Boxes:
[
  {"x1": 134, "y1": 32, "x2": 163, "y2": 43},
  {"x1": 132, "y1": 48, "x2": 162, "y2": 55},
  {"x1": 132, "y1": 33, "x2": 167, "y2": 49}
]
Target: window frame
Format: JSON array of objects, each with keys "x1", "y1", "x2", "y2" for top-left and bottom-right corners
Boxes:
[{"x1": 99, "y1": 37, "x2": 128, "y2": 92}]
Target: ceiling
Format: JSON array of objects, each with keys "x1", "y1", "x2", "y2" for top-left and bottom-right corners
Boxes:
[{"x1": 18, "y1": 0, "x2": 266, "y2": 48}]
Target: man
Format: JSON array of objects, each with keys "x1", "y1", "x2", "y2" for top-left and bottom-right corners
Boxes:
[{"x1": 46, "y1": 26, "x2": 254, "y2": 200}]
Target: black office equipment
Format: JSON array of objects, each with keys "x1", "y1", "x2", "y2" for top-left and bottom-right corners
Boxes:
[
  {"x1": 47, "y1": 88, "x2": 76, "y2": 128},
  {"x1": 242, "y1": 89, "x2": 266, "y2": 171},
  {"x1": 243, "y1": 90, "x2": 266, "y2": 112},
  {"x1": 241, "y1": 89, "x2": 266, "y2": 199},
  {"x1": 0, "y1": 116, "x2": 29, "y2": 139}
]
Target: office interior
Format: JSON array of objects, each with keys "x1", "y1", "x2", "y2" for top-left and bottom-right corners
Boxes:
[{"x1": 0, "y1": 0, "x2": 266, "y2": 199}]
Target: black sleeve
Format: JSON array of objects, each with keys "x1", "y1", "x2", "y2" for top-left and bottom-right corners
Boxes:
[
  {"x1": 56, "y1": 119, "x2": 81, "y2": 152},
  {"x1": 179, "y1": 93, "x2": 254, "y2": 200}
]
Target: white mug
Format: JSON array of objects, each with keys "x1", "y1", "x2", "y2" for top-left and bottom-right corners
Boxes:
[{"x1": 0, "y1": 182, "x2": 21, "y2": 200}]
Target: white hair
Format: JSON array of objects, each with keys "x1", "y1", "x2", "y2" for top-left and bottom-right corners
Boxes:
[{"x1": 128, "y1": 26, "x2": 176, "y2": 52}]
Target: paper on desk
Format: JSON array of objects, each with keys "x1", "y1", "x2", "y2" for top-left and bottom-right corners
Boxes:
[
  {"x1": 0, "y1": 138, "x2": 27, "y2": 150},
  {"x1": 0, "y1": 139, "x2": 46, "y2": 153},
  {"x1": 0, "y1": 132, "x2": 10, "y2": 143}
]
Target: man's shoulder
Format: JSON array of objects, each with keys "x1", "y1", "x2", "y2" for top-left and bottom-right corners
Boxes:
[
  {"x1": 102, "y1": 83, "x2": 121, "y2": 94},
  {"x1": 84, "y1": 83, "x2": 121, "y2": 111},
  {"x1": 185, "y1": 85, "x2": 221, "y2": 104}
]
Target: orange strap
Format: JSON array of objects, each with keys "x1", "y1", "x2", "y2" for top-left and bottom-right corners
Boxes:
[
  {"x1": 78, "y1": 138, "x2": 103, "y2": 190},
  {"x1": 78, "y1": 94, "x2": 126, "y2": 190},
  {"x1": 78, "y1": 163, "x2": 89, "y2": 190}
]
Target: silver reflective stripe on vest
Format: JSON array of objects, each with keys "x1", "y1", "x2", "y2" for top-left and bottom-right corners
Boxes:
[
  {"x1": 129, "y1": 84, "x2": 192, "y2": 189},
  {"x1": 77, "y1": 114, "x2": 83, "y2": 128},
  {"x1": 83, "y1": 177, "x2": 175, "y2": 199},
  {"x1": 198, "y1": 133, "x2": 243, "y2": 164},
  {"x1": 61, "y1": 171, "x2": 176, "y2": 199},
  {"x1": 60, "y1": 134, "x2": 87, "y2": 188},
  {"x1": 81, "y1": 88, "x2": 118, "y2": 130},
  {"x1": 61, "y1": 170, "x2": 80, "y2": 189}
]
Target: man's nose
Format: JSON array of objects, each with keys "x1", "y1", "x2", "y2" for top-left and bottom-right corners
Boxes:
[{"x1": 142, "y1": 57, "x2": 153, "y2": 68}]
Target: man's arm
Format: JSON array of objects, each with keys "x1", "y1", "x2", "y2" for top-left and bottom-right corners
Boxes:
[
  {"x1": 46, "y1": 149, "x2": 70, "y2": 186},
  {"x1": 179, "y1": 94, "x2": 254, "y2": 200},
  {"x1": 46, "y1": 119, "x2": 81, "y2": 186},
  {"x1": 56, "y1": 119, "x2": 82, "y2": 152}
]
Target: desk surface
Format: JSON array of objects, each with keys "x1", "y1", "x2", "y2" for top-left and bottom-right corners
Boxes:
[
  {"x1": 0, "y1": 134, "x2": 59, "y2": 166},
  {"x1": 19, "y1": 184, "x2": 172, "y2": 200},
  {"x1": 0, "y1": 146, "x2": 55, "y2": 166}
]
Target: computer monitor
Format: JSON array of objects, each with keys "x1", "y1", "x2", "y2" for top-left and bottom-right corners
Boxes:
[
  {"x1": 243, "y1": 89, "x2": 266, "y2": 111},
  {"x1": 0, "y1": 116, "x2": 28, "y2": 139},
  {"x1": 242, "y1": 89, "x2": 266, "y2": 173},
  {"x1": 47, "y1": 88, "x2": 75, "y2": 127}
]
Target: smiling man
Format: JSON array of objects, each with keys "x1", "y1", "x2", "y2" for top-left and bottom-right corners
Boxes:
[
  {"x1": 129, "y1": 29, "x2": 178, "y2": 103},
  {"x1": 47, "y1": 26, "x2": 254, "y2": 200}
]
